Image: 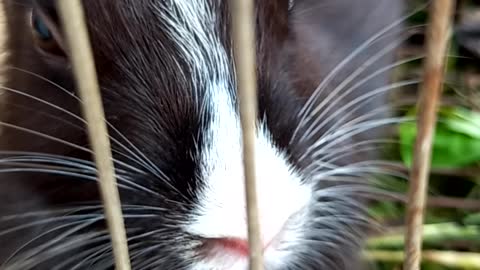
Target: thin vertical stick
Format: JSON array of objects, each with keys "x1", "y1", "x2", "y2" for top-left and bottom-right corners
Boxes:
[
  {"x1": 56, "y1": 1, "x2": 132, "y2": 270},
  {"x1": 403, "y1": 1, "x2": 455, "y2": 270},
  {"x1": 230, "y1": 0, "x2": 264, "y2": 269}
]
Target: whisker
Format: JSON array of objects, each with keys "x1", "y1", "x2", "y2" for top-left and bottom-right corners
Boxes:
[
  {"x1": 6, "y1": 67, "x2": 79, "y2": 99},
  {"x1": 1, "y1": 218, "x2": 103, "y2": 268},
  {"x1": 0, "y1": 102, "x2": 83, "y2": 131},
  {"x1": 302, "y1": 62, "x2": 466, "y2": 158},
  {"x1": 0, "y1": 156, "x2": 130, "y2": 178},
  {"x1": 291, "y1": 4, "x2": 428, "y2": 142},
  {"x1": 0, "y1": 159, "x2": 93, "y2": 171},
  {"x1": 0, "y1": 162, "x2": 161, "y2": 196},
  {"x1": 0, "y1": 86, "x2": 154, "y2": 175},
  {"x1": 0, "y1": 166, "x2": 138, "y2": 191},
  {"x1": 0, "y1": 206, "x2": 104, "y2": 223},
  {"x1": 305, "y1": 103, "x2": 414, "y2": 163},
  {"x1": 315, "y1": 117, "x2": 411, "y2": 156},
  {"x1": 66, "y1": 229, "x2": 146, "y2": 270},
  {"x1": 297, "y1": 37, "x2": 413, "y2": 144},
  {"x1": 0, "y1": 214, "x2": 104, "y2": 238},
  {"x1": 309, "y1": 160, "x2": 409, "y2": 183},
  {"x1": 297, "y1": 53, "x2": 423, "y2": 144},
  {"x1": 0, "y1": 122, "x2": 179, "y2": 196},
  {"x1": 0, "y1": 121, "x2": 133, "y2": 172},
  {"x1": 314, "y1": 138, "x2": 397, "y2": 161},
  {"x1": 8, "y1": 232, "x2": 110, "y2": 270},
  {"x1": 54, "y1": 242, "x2": 112, "y2": 270},
  {"x1": 0, "y1": 152, "x2": 168, "y2": 196},
  {"x1": 298, "y1": 79, "x2": 419, "y2": 148},
  {"x1": 6, "y1": 66, "x2": 182, "y2": 197},
  {"x1": 319, "y1": 97, "x2": 417, "y2": 140}
]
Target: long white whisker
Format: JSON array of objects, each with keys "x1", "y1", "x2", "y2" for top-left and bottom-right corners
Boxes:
[
  {"x1": 1, "y1": 218, "x2": 102, "y2": 268},
  {"x1": 55, "y1": 242, "x2": 112, "y2": 270},
  {"x1": 0, "y1": 121, "x2": 150, "y2": 176},
  {"x1": 318, "y1": 98, "x2": 417, "y2": 143},
  {"x1": 0, "y1": 214, "x2": 104, "y2": 238},
  {"x1": 0, "y1": 156, "x2": 130, "y2": 178},
  {"x1": 303, "y1": 95, "x2": 420, "y2": 164},
  {"x1": 291, "y1": 5, "x2": 428, "y2": 142},
  {"x1": 309, "y1": 161, "x2": 408, "y2": 182},
  {"x1": 298, "y1": 84, "x2": 417, "y2": 163},
  {"x1": 298, "y1": 53, "x2": 423, "y2": 144},
  {"x1": 318, "y1": 117, "x2": 411, "y2": 153},
  {"x1": 8, "y1": 232, "x2": 110, "y2": 270},
  {"x1": 314, "y1": 140, "x2": 399, "y2": 167},
  {"x1": 0, "y1": 168, "x2": 136, "y2": 191},
  {"x1": 7, "y1": 66, "x2": 179, "y2": 191},
  {"x1": 305, "y1": 102, "x2": 414, "y2": 163},
  {"x1": 299, "y1": 79, "x2": 419, "y2": 147},
  {"x1": 0, "y1": 152, "x2": 166, "y2": 196},
  {"x1": 60, "y1": 229, "x2": 146, "y2": 270},
  {"x1": 0, "y1": 87, "x2": 158, "y2": 176},
  {"x1": 297, "y1": 37, "x2": 412, "y2": 144},
  {"x1": 0, "y1": 102, "x2": 83, "y2": 131}
]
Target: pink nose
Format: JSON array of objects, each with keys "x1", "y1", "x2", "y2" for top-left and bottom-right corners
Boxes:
[
  {"x1": 207, "y1": 235, "x2": 281, "y2": 257},
  {"x1": 210, "y1": 237, "x2": 250, "y2": 256}
]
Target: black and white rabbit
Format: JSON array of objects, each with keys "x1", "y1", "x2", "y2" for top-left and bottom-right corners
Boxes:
[{"x1": 0, "y1": 0, "x2": 404, "y2": 269}]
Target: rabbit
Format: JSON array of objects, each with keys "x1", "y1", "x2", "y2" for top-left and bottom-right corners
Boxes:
[{"x1": 0, "y1": 0, "x2": 404, "y2": 269}]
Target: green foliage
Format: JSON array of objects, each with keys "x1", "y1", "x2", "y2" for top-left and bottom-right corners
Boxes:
[{"x1": 399, "y1": 106, "x2": 480, "y2": 169}]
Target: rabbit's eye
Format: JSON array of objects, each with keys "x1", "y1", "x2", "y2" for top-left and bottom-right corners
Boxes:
[{"x1": 31, "y1": 10, "x2": 65, "y2": 57}]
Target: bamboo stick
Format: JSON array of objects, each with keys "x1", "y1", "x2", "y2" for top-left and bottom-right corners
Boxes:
[
  {"x1": 55, "y1": 1, "x2": 131, "y2": 269},
  {"x1": 229, "y1": 0, "x2": 264, "y2": 269},
  {"x1": 367, "y1": 250, "x2": 480, "y2": 269},
  {"x1": 403, "y1": 1, "x2": 456, "y2": 270},
  {"x1": 368, "y1": 223, "x2": 480, "y2": 249}
]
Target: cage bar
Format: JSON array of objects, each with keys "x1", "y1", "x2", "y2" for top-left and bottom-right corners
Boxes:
[
  {"x1": 230, "y1": 0, "x2": 264, "y2": 269},
  {"x1": 55, "y1": 1, "x2": 132, "y2": 269},
  {"x1": 403, "y1": 1, "x2": 456, "y2": 270}
]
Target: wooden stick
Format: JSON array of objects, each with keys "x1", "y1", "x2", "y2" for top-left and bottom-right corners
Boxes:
[
  {"x1": 381, "y1": 162, "x2": 480, "y2": 178},
  {"x1": 230, "y1": 0, "x2": 263, "y2": 269},
  {"x1": 55, "y1": 1, "x2": 131, "y2": 269},
  {"x1": 403, "y1": 1, "x2": 455, "y2": 270},
  {"x1": 368, "y1": 222, "x2": 480, "y2": 250},
  {"x1": 367, "y1": 250, "x2": 480, "y2": 269},
  {"x1": 375, "y1": 193, "x2": 480, "y2": 211}
]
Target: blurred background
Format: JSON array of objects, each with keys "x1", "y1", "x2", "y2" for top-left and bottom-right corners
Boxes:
[{"x1": 366, "y1": 0, "x2": 480, "y2": 269}]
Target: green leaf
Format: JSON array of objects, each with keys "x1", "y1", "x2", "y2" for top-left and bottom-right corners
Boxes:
[
  {"x1": 399, "y1": 106, "x2": 480, "y2": 169},
  {"x1": 441, "y1": 107, "x2": 480, "y2": 139},
  {"x1": 464, "y1": 213, "x2": 480, "y2": 225}
]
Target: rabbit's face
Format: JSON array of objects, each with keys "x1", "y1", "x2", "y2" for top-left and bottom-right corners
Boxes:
[{"x1": 0, "y1": 0, "x2": 403, "y2": 269}]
